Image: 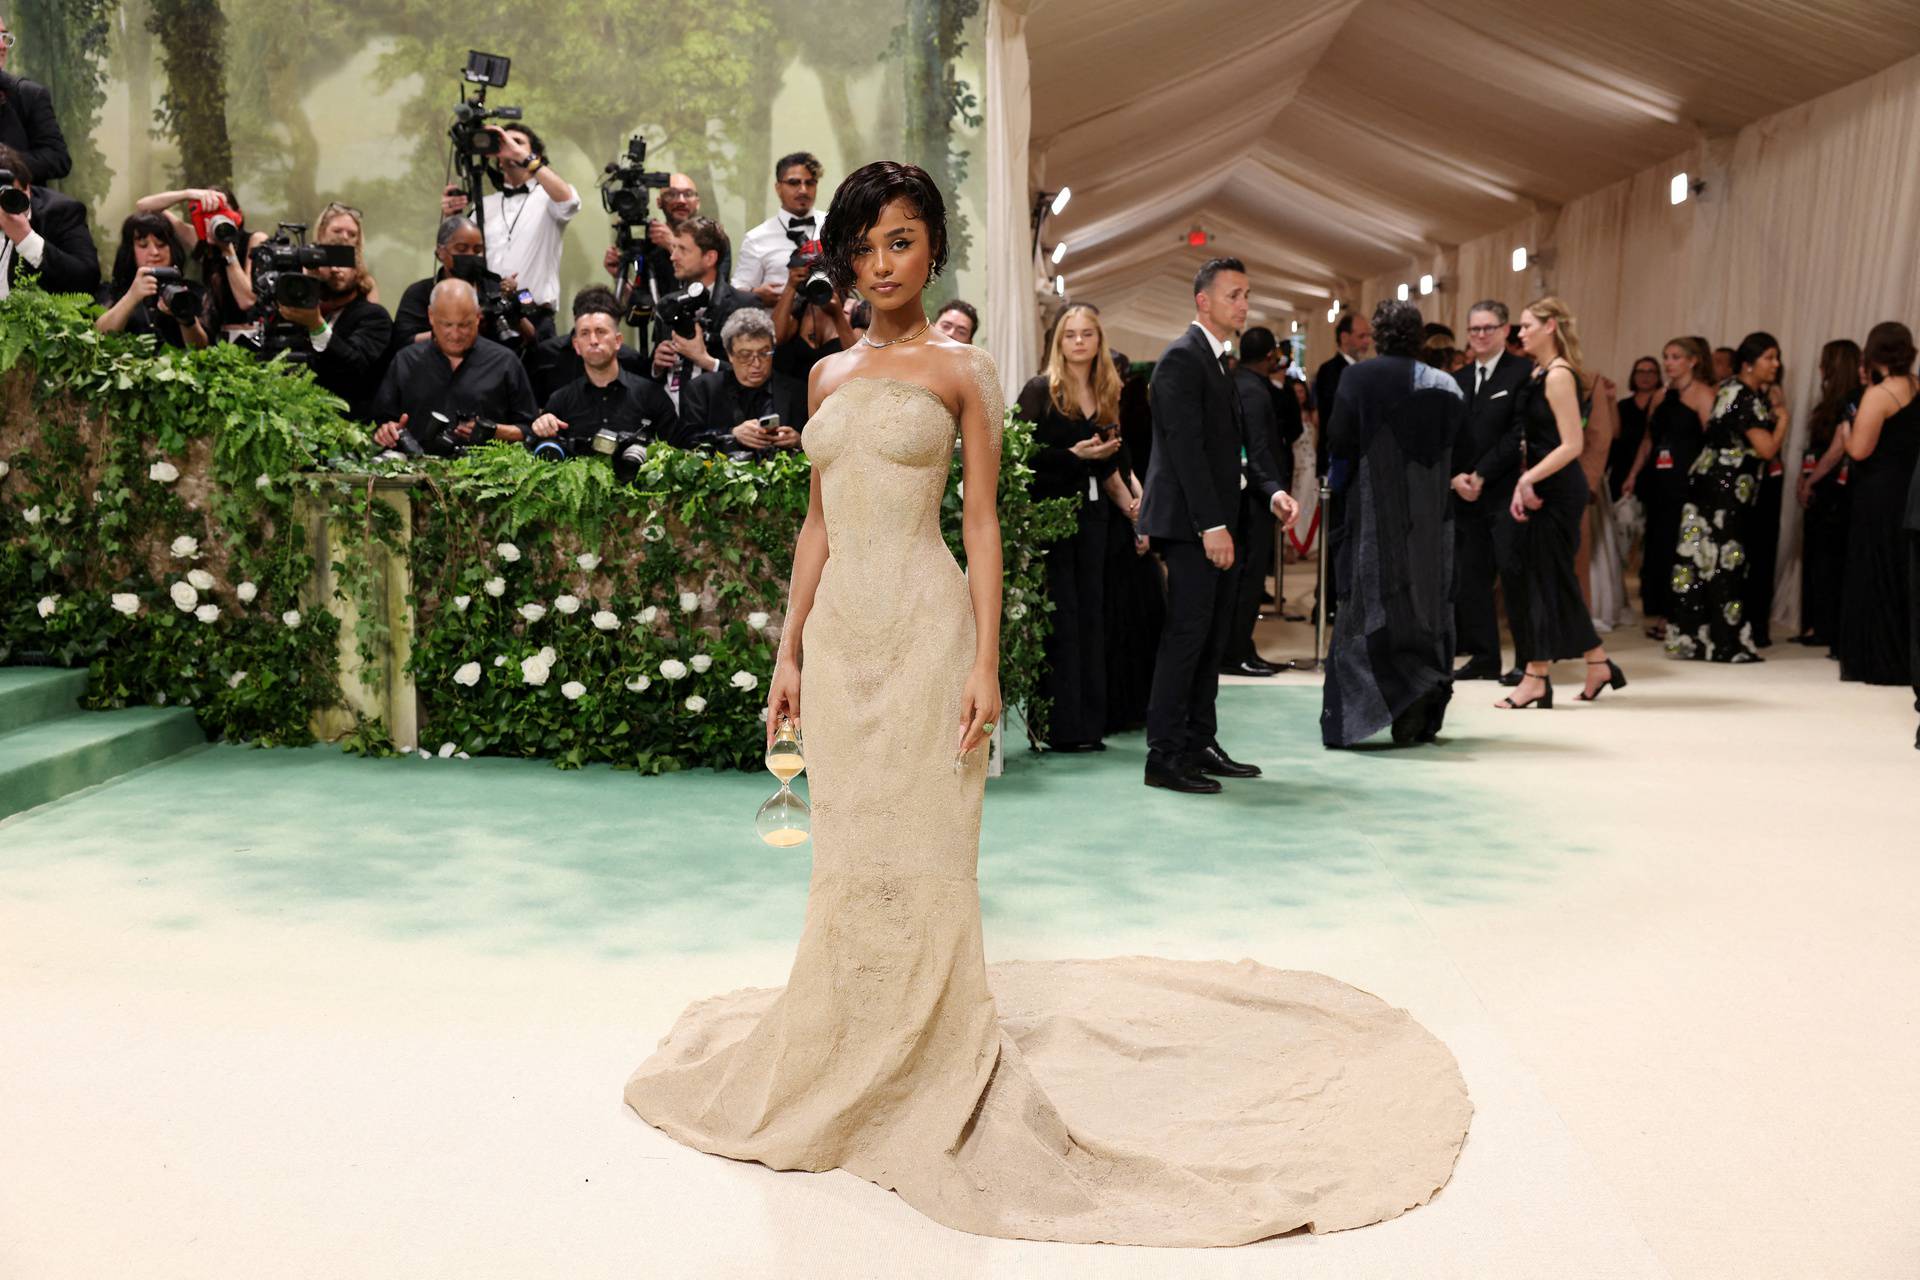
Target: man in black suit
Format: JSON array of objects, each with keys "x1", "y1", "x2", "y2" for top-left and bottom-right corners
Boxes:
[
  {"x1": 0, "y1": 145, "x2": 97, "y2": 298},
  {"x1": 1312, "y1": 309, "x2": 1372, "y2": 480},
  {"x1": 1449, "y1": 299, "x2": 1535, "y2": 681},
  {"x1": 1223, "y1": 325, "x2": 1296, "y2": 676},
  {"x1": 0, "y1": 21, "x2": 71, "y2": 186},
  {"x1": 672, "y1": 307, "x2": 806, "y2": 457},
  {"x1": 1139, "y1": 258, "x2": 1300, "y2": 794}
]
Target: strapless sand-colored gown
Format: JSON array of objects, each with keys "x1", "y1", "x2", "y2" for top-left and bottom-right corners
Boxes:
[{"x1": 624, "y1": 346, "x2": 1472, "y2": 1246}]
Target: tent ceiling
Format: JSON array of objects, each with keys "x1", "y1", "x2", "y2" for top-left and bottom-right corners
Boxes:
[{"x1": 1028, "y1": 0, "x2": 1920, "y2": 347}]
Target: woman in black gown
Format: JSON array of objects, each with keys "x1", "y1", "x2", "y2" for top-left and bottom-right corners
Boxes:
[
  {"x1": 1621, "y1": 338, "x2": 1713, "y2": 639},
  {"x1": 1836, "y1": 321, "x2": 1920, "y2": 686},
  {"x1": 1101, "y1": 359, "x2": 1163, "y2": 734},
  {"x1": 1665, "y1": 332, "x2": 1792, "y2": 663},
  {"x1": 1610, "y1": 356, "x2": 1660, "y2": 499},
  {"x1": 1744, "y1": 366, "x2": 1792, "y2": 649},
  {"x1": 1497, "y1": 297, "x2": 1624, "y2": 708},
  {"x1": 1795, "y1": 339, "x2": 1861, "y2": 648},
  {"x1": 1016, "y1": 303, "x2": 1125, "y2": 750}
]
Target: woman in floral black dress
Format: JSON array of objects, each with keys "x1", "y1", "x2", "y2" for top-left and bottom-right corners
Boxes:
[{"x1": 1666, "y1": 332, "x2": 1792, "y2": 662}]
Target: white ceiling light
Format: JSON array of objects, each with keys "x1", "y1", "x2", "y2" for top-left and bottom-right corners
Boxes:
[
  {"x1": 1290, "y1": 321, "x2": 1299, "y2": 333},
  {"x1": 1050, "y1": 242, "x2": 1066, "y2": 265},
  {"x1": 1396, "y1": 282, "x2": 1410, "y2": 302},
  {"x1": 1327, "y1": 303, "x2": 1339, "y2": 323},
  {"x1": 1419, "y1": 274, "x2": 1435, "y2": 296},
  {"x1": 1670, "y1": 172, "x2": 1689, "y2": 205},
  {"x1": 1050, "y1": 188, "x2": 1072, "y2": 216},
  {"x1": 1054, "y1": 274, "x2": 1065, "y2": 296},
  {"x1": 1511, "y1": 246, "x2": 1528, "y2": 272}
]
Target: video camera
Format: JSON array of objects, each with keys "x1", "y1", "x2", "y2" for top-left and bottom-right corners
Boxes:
[
  {"x1": 448, "y1": 51, "x2": 521, "y2": 161},
  {"x1": 249, "y1": 222, "x2": 356, "y2": 314},
  {"x1": 0, "y1": 170, "x2": 28, "y2": 216},
  {"x1": 144, "y1": 267, "x2": 202, "y2": 323},
  {"x1": 600, "y1": 135, "x2": 672, "y2": 328}
]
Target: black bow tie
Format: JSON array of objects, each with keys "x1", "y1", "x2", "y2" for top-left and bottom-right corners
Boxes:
[
  {"x1": 788, "y1": 215, "x2": 815, "y2": 228},
  {"x1": 502, "y1": 184, "x2": 530, "y2": 198}
]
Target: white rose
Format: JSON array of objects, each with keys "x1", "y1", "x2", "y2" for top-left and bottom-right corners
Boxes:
[
  {"x1": 148, "y1": 460, "x2": 180, "y2": 483},
  {"x1": 659, "y1": 658, "x2": 688, "y2": 681},
  {"x1": 539, "y1": 646, "x2": 556, "y2": 664},
  {"x1": 457, "y1": 752, "x2": 471, "y2": 760},
  {"x1": 591, "y1": 610, "x2": 619, "y2": 631},
  {"x1": 747, "y1": 611, "x2": 771, "y2": 630},
  {"x1": 495, "y1": 542, "x2": 521, "y2": 563},
  {"x1": 35, "y1": 594, "x2": 58, "y2": 618},
  {"x1": 636, "y1": 606, "x2": 659, "y2": 626},
  {"x1": 169, "y1": 581, "x2": 198, "y2": 611},
  {"x1": 170, "y1": 535, "x2": 198, "y2": 558},
  {"x1": 576, "y1": 552, "x2": 601, "y2": 571},
  {"x1": 228, "y1": 670, "x2": 247, "y2": 689},
  {"x1": 438, "y1": 743, "x2": 457, "y2": 758},
  {"x1": 690, "y1": 653, "x2": 712, "y2": 673},
  {"x1": 483, "y1": 576, "x2": 506, "y2": 597},
  {"x1": 685, "y1": 695, "x2": 707, "y2": 713},
  {"x1": 22, "y1": 504, "x2": 41, "y2": 524},
  {"x1": 520, "y1": 654, "x2": 552, "y2": 686},
  {"x1": 452, "y1": 594, "x2": 471, "y2": 612},
  {"x1": 111, "y1": 592, "x2": 140, "y2": 616},
  {"x1": 0, "y1": 459, "x2": 9, "y2": 478},
  {"x1": 195, "y1": 603, "x2": 220, "y2": 623},
  {"x1": 453, "y1": 661, "x2": 482, "y2": 687},
  {"x1": 254, "y1": 473, "x2": 272, "y2": 490},
  {"x1": 561, "y1": 680, "x2": 587, "y2": 701},
  {"x1": 519, "y1": 602, "x2": 547, "y2": 623},
  {"x1": 236, "y1": 581, "x2": 257, "y2": 603},
  {"x1": 493, "y1": 655, "x2": 507, "y2": 667},
  {"x1": 624, "y1": 675, "x2": 651, "y2": 693},
  {"x1": 553, "y1": 594, "x2": 580, "y2": 615},
  {"x1": 730, "y1": 670, "x2": 758, "y2": 691},
  {"x1": 643, "y1": 524, "x2": 665, "y2": 542},
  {"x1": 418, "y1": 749, "x2": 432, "y2": 760},
  {"x1": 187, "y1": 568, "x2": 215, "y2": 591},
  {"x1": 679, "y1": 591, "x2": 699, "y2": 613},
  {"x1": 758, "y1": 706, "x2": 770, "y2": 723},
  {"x1": 282, "y1": 610, "x2": 302, "y2": 628},
  {"x1": 1008, "y1": 602, "x2": 1028, "y2": 619}
]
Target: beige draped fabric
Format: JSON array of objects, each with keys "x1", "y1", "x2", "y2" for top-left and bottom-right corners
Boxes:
[{"x1": 985, "y1": 0, "x2": 1041, "y2": 399}]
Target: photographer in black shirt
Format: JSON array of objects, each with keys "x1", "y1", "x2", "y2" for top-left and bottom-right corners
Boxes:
[
  {"x1": 770, "y1": 252, "x2": 854, "y2": 382},
  {"x1": 396, "y1": 217, "x2": 536, "y2": 357},
  {"x1": 673, "y1": 308, "x2": 806, "y2": 458},
  {"x1": 525, "y1": 285, "x2": 648, "y2": 403},
  {"x1": 649, "y1": 216, "x2": 748, "y2": 394},
  {"x1": 268, "y1": 202, "x2": 393, "y2": 421},
  {"x1": 94, "y1": 212, "x2": 208, "y2": 350},
  {"x1": 371, "y1": 279, "x2": 536, "y2": 456},
  {"x1": 530, "y1": 292, "x2": 677, "y2": 452}
]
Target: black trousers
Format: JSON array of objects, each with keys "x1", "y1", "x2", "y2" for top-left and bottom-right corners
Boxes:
[
  {"x1": 1226, "y1": 489, "x2": 1275, "y2": 664},
  {"x1": 1453, "y1": 507, "x2": 1501, "y2": 660},
  {"x1": 1038, "y1": 500, "x2": 1109, "y2": 745},
  {"x1": 1146, "y1": 536, "x2": 1238, "y2": 762}
]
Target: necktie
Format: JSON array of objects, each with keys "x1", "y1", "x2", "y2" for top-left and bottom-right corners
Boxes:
[
  {"x1": 1218, "y1": 353, "x2": 1232, "y2": 378},
  {"x1": 1476, "y1": 363, "x2": 1489, "y2": 396}
]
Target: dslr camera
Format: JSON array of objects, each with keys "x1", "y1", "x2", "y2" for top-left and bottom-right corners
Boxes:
[
  {"x1": 654, "y1": 281, "x2": 709, "y2": 341},
  {"x1": 445, "y1": 252, "x2": 530, "y2": 348},
  {"x1": 431, "y1": 410, "x2": 502, "y2": 455},
  {"x1": 589, "y1": 429, "x2": 651, "y2": 485},
  {"x1": 250, "y1": 222, "x2": 356, "y2": 313},
  {"x1": 190, "y1": 193, "x2": 247, "y2": 250},
  {"x1": 0, "y1": 170, "x2": 28, "y2": 216},
  {"x1": 785, "y1": 226, "x2": 835, "y2": 311},
  {"x1": 144, "y1": 267, "x2": 202, "y2": 323}
]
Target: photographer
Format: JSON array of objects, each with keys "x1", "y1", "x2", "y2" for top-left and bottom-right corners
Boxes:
[
  {"x1": 530, "y1": 291, "x2": 677, "y2": 452},
  {"x1": 673, "y1": 308, "x2": 805, "y2": 458},
  {"x1": 268, "y1": 203, "x2": 393, "y2": 421},
  {"x1": 770, "y1": 254, "x2": 853, "y2": 382},
  {"x1": 133, "y1": 185, "x2": 267, "y2": 333},
  {"x1": 371, "y1": 279, "x2": 536, "y2": 456},
  {"x1": 601, "y1": 170, "x2": 705, "y2": 302},
  {"x1": 393, "y1": 215, "x2": 535, "y2": 354},
  {"x1": 440, "y1": 122, "x2": 577, "y2": 337},
  {"x1": 0, "y1": 18, "x2": 69, "y2": 185},
  {"x1": 93, "y1": 212, "x2": 208, "y2": 349},
  {"x1": 933, "y1": 299, "x2": 978, "y2": 345},
  {"x1": 650, "y1": 216, "x2": 748, "y2": 391},
  {"x1": 731, "y1": 152, "x2": 824, "y2": 307},
  {"x1": 0, "y1": 145, "x2": 97, "y2": 298},
  {"x1": 526, "y1": 285, "x2": 648, "y2": 403}
]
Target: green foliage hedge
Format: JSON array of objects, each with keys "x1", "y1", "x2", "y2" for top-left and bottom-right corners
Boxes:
[{"x1": 0, "y1": 286, "x2": 1074, "y2": 770}]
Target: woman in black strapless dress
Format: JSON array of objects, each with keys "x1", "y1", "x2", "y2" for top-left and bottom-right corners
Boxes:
[
  {"x1": 1497, "y1": 297, "x2": 1624, "y2": 709},
  {"x1": 1837, "y1": 322, "x2": 1920, "y2": 687},
  {"x1": 1622, "y1": 339, "x2": 1714, "y2": 639},
  {"x1": 1796, "y1": 340, "x2": 1862, "y2": 648}
]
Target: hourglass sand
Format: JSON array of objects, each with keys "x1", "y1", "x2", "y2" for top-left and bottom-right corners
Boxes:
[{"x1": 756, "y1": 716, "x2": 810, "y2": 847}]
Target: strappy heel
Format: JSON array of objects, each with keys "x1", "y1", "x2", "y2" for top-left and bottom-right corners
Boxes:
[
  {"x1": 1577, "y1": 659, "x2": 1627, "y2": 702},
  {"x1": 1495, "y1": 676, "x2": 1553, "y2": 710}
]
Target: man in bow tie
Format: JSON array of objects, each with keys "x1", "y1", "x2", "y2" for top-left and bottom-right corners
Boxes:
[
  {"x1": 439, "y1": 122, "x2": 579, "y2": 339},
  {"x1": 732, "y1": 151, "x2": 826, "y2": 307}
]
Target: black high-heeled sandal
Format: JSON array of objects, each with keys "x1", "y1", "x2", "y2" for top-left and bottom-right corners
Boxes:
[
  {"x1": 1577, "y1": 658, "x2": 1628, "y2": 702},
  {"x1": 1495, "y1": 675, "x2": 1553, "y2": 709}
]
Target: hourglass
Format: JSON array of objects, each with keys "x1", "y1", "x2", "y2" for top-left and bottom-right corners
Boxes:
[{"x1": 756, "y1": 716, "x2": 811, "y2": 847}]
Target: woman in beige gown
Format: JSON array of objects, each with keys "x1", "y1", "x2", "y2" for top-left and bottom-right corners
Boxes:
[{"x1": 624, "y1": 162, "x2": 1472, "y2": 1247}]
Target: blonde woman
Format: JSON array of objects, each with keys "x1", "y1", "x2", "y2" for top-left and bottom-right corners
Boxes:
[
  {"x1": 1016, "y1": 302, "x2": 1125, "y2": 749},
  {"x1": 1498, "y1": 297, "x2": 1625, "y2": 707}
]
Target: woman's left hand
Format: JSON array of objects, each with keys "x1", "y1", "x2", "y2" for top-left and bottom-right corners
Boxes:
[
  {"x1": 957, "y1": 666, "x2": 1003, "y2": 758},
  {"x1": 1511, "y1": 477, "x2": 1541, "y2": 523}
]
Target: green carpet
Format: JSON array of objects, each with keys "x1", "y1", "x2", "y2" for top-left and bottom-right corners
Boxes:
[{"x1": 0, "y1": 686, "x2": 1575, "y2": 957}]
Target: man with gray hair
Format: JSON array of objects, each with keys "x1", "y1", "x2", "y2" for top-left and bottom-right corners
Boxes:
[
  {"x1": 370, "y1": 278, "x2": 537, "y2": 456},
  {"x1": 1448, "y1": 297, "x2": 1534, "y2": 681},
  {"x1": 672, "y1": 307, "x2": 807, "y2": 457}
]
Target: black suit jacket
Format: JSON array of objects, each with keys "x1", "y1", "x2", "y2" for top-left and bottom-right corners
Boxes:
[
  {"x1": 6, "y1": 186, "x2": 99, "y2": 295},
  {"x1": 0, "y1": 72, "x2": 70, "y2": 185},
  {"x1": 1139, "y1": 325, "x2": 1242, "y2": 542},
  {"x1": 673, "y1": 368, "x2": 807, "y2": 456},
  {"x1": 1451, "y1": 351, "x2": 1535, "y2": 491},
  {"x1": 1231, "y1": 365, "x2": 1290, "y2": 503},
  {"x1": 1313, "y1": 353, "x2": 1356, "y2": 477}
]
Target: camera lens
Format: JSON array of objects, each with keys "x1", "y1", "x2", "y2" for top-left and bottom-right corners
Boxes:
[
  {"x1": 0, "y1": 187, "x2": 28, "y2": 216},
  {"x1": 531, "y1": 440, "x2": 568, "y2": 462}
]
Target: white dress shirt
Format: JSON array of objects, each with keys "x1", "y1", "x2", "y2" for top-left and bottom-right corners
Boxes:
[
  {"x1": 731, "y1": 208, "x2": 826, "y2": 294},
  {"x1": 477, "y1": 182, "x2": 580, "y2": 308},
  {"x1": 0, "y1": 230, "x2": 46, "y2": 299}
]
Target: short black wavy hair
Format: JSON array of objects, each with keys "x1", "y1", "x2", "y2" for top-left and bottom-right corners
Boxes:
[
  {"x1": 820, "y1": 160, "x2": 947, "y2": 295},
  {"x1": 1371, "y1": 298, "x2": 1424, "y2": 358},
  {"x1": 1734, "y1": 330, "x2": 1780, "y2": 373}
]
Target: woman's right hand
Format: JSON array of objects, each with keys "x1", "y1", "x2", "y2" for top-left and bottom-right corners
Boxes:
[
  {"x1": 1069, "y1": 434, "x2": 1122, "y2": 460},
  {"x1": 126, "y1": 268, "x2": 161, "y2": 304},
  {"x1": 765, "y1": 657, "x2": 801, "y2": 748}
]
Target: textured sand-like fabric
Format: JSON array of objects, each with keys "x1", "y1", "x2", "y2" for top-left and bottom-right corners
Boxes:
[{"x1": 624, "y1": 354, "x2": 1473, "y2": 1246}]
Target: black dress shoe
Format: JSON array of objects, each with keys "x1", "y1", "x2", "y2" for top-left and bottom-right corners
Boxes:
[
  {"x1": 1194, "y1": 744, "x2": 1262, "y2": 778},
  {"x1": 1246, "y1": 655, "x2": 1284, "y2": 674},
  {"x1": 1453, "y1": 657, "x2": 1501, "y2": 681},
  {"x1": 1219, "y1": 659, "x2": 1278, "y2": 678},
  {"x1": 1499, "y1": 667, "x2": 1525, "y2": 687},
  {"x1": 1145, "y1": 757, "x2": 1221, "y2": 793},
  {"x1": 1048, "y1": 740, "x2": 1107, "y2": 753}
]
